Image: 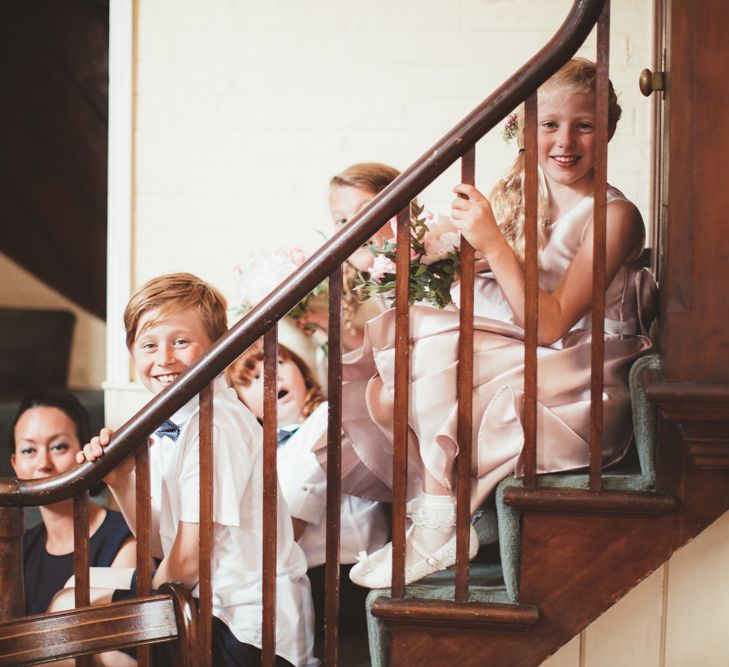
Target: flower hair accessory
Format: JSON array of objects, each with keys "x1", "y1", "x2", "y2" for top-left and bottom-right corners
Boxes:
[{"x1": 502, "y1": 112, "x2": 519, "y2": 144}]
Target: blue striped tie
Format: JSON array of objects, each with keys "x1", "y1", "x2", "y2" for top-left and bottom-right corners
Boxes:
[{"x1": 154, "y1": 419, "x2": 180, "y2": 442}]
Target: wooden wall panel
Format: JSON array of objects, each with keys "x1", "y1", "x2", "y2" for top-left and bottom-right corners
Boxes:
[
  {"x1": 664, "y1": 510, "x2": 729, "y2": 666},
  {"x1": 541, "y1": 511, "x2": 729, "y2": 666},
  {"x1": 661, "y1": 0, "x2": 729, "y2": 382},
  {"x1": 583, "y1": 567, "x2": 665, "y2": 667},
  {"x1": 0, "y1": 1, "x2": 108, "y2": 319}
]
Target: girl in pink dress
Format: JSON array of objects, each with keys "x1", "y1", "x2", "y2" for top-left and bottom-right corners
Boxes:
[
  {"x1": 296, "y1": 162, "x2": 401, "y2": 352},
  {"x1": 343, "y1": 58, "x2": 654, "y2": 588}
]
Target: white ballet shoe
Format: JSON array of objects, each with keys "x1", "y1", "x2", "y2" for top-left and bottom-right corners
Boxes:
[{"x1": 349, "y1": 524, "x2": 479, "y2": 589}]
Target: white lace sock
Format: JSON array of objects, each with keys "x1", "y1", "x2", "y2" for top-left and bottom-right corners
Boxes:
[{"x1": 407, "y1": 493, "x2": 457, "y2": 560}]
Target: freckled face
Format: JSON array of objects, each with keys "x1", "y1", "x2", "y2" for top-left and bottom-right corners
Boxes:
[
  {"x1": 131, "y1": 308, "x2": 213, "y2": 395},
  {"x1": 234, "y1": 356, "x2": 308, "y2": 427},
  {"x1": 12, "y1": 407, "x2": 81, "y2": 480},
  {"x1": 537, "y1": 88, "x2": 597, "y2": 193},
  {"x1": 329, "y1": 185, "x2": 394, "y2": 272}
]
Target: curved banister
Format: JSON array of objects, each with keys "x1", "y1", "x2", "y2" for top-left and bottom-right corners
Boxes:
[{"x1": 0, "y1": 0, "x2": 605, "y2": 507}]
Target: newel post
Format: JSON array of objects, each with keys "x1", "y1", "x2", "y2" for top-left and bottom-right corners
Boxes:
[{"x1": 0, "y1": 506, "x2": 25, "y2": 620}]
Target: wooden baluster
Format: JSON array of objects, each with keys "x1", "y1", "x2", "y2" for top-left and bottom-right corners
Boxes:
[
  {"x1": 135, "y1": 441, "x2": 152, "y2": 667},
  {"x1": 0, "y1": 506, "x2": 24, "y2": 620},
  {"x1": 262, "y1": 329, "x2": 278, "y2": 667},
  {"x1": 73, "y1": 492, "x2": 90, "y2": 667},
  {"x1": 590, "y1": 0, "x2": 610, "y2": 492},
  {"x1": 455, "y1": 147, "x2": 475, "y2": 602},
  {"x1": 198, "y1": 383, "x2": 214, "y2": 666},
  {"x1": 325, "y1": 266, "x2": 343, "y2": 667},
  {"x1": 391, "y1": 206, "x2": 411, "y2": 599},
  {"x1": 523, "y1": 91, "x2": 539, "y2": 487}
]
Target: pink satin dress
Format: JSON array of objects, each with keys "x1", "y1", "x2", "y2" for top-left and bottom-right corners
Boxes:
[{"x1": 334, "y1": 187, "x2": 654, "y2": 512}]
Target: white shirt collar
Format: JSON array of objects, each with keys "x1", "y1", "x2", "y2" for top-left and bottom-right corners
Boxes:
[{"x1": 169, "y1": 374, "x2": 228, "y2": 427}]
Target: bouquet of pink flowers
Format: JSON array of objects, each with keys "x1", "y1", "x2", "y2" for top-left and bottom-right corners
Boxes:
[
  {"x1": 356, "y1": 205, "x2": 461, "y2": 309},
  {"x1": 232, "y1": 248, "x2": 328, "y2": 324}
]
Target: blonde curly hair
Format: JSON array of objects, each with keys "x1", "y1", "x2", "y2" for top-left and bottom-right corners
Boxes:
[{"x1": 489, "y1": 58, "x2": 622, "y2": 265}]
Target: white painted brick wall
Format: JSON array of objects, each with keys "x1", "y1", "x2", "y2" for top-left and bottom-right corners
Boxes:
[{"x1": 133, "y1": 0, "x2": 654, "y2": 310}]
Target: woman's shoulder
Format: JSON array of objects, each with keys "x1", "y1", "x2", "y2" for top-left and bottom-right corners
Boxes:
[
  {"x1": 23, "y1": 520, "x2": 47, "y2": 553},
  {"x1": 93, "y1": 509, "x2": 132, "y2": 541},
  {"x1": 88, "y1": 509, "x2": 132, "y2": 565},
  {"x1": 99, "y1": 508, "x2": 129, "y2": 530}
]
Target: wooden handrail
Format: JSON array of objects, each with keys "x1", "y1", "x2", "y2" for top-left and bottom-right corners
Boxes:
[{"x1": 0, "y1": 0, "x2": 605, "y2": 509}]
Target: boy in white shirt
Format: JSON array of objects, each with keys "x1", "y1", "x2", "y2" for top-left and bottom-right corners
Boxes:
[
  {"x1": 77, "y1": 272, "x2": 317, "y2": 666},
  {"x1": 227, "y1": 340, "x2": 388, "y2": 638}
]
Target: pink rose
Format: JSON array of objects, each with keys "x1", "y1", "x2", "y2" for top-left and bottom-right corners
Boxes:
[
  {"x1": 421, "y1": 215, "x2": 460, "y2": 265},
  {"x1": 369, "y1": 254, "x2": 397, "y2": 283},
  {"x1": 287, "y1": 247, "x2": 307, "y2": 267}
]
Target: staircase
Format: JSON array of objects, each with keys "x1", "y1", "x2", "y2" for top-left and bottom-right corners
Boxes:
[{"x1": 363, "y1": 351, "x2": 729, "y2": 666}]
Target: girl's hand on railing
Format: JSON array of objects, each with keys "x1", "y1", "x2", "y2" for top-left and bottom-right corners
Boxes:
[
  {"x1": 450, "y1": 184, "x2": 502, "y2": 257},
  {"x1": 76, "y1": 428, "x2": 139, "y2": 486}
]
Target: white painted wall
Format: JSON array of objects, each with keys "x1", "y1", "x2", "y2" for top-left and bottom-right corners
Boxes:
[
  {"x1": 0, "y1": 253, "x2": 105, "y2": 389},
  {"x1": 544, "y1": 509, "x2": 729, "y2": 666},
  {"x1": 105, "y1": 0, "x2": 654, "y2": 423},
  {"x1": 131, "y1": 0, "x2": 652, "y2": 297}
]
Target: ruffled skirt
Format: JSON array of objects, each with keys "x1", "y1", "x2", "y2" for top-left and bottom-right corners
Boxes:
[{"x1": 330, "y1": 305, "x2": 652, "y2": 512}]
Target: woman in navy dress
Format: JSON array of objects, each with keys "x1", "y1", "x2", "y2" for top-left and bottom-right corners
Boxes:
[{"x1": 10, "y1": 389, "x2": 136, "y2": 615}]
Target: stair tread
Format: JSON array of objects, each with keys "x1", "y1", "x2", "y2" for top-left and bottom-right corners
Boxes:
[
  {"x1": 364, "y1": 563, "x2": 509, "y2": 603},
  {"x1": 369, "y1": 594, "x2": 539, "y2": 628},
  {"x1": 503, "y1": 485, "x2": 676, "y2": 515}
]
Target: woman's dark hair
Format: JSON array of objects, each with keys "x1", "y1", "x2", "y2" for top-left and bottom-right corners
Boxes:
[{"x1": 9, "y1": 388, "x2": 91, "y2": 454}]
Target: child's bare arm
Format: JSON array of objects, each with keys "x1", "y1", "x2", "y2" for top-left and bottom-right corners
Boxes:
[
  {"x1": 451, "y1": 184, "x2": 642, "y2": 345},
  {"x1": 77, "y1": 429, "x2": 138, "y2": 527},
  {"x1": 77, "y1": 430, "x2": 163, "y2": 558},
  {"x1": 152, "y1": 520, "x2": 199, "y2": 589},
  {"x1": 110, "y1": 536, "x2": 137, "y2": 568}
]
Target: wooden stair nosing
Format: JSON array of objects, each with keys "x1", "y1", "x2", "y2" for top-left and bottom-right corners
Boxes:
[
  {"x1": 371, "y1": 596, "x2": 539, "y2": 630},
  {"x1": 503, "y1": 486, "x2": 677, "y2": 516}
]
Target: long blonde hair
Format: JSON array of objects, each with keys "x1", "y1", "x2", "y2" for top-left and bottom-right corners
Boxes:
[{"x1": 489, "y1": 58, "x2": 622, "y2": 264}]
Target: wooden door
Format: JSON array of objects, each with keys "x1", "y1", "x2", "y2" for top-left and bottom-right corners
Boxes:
[
  {"x1": 658, "y1": 0, "x2": 729, "y2": 383},
  {"x1": 649, "y1": 0, "x2": 669, "y2": 279}
]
